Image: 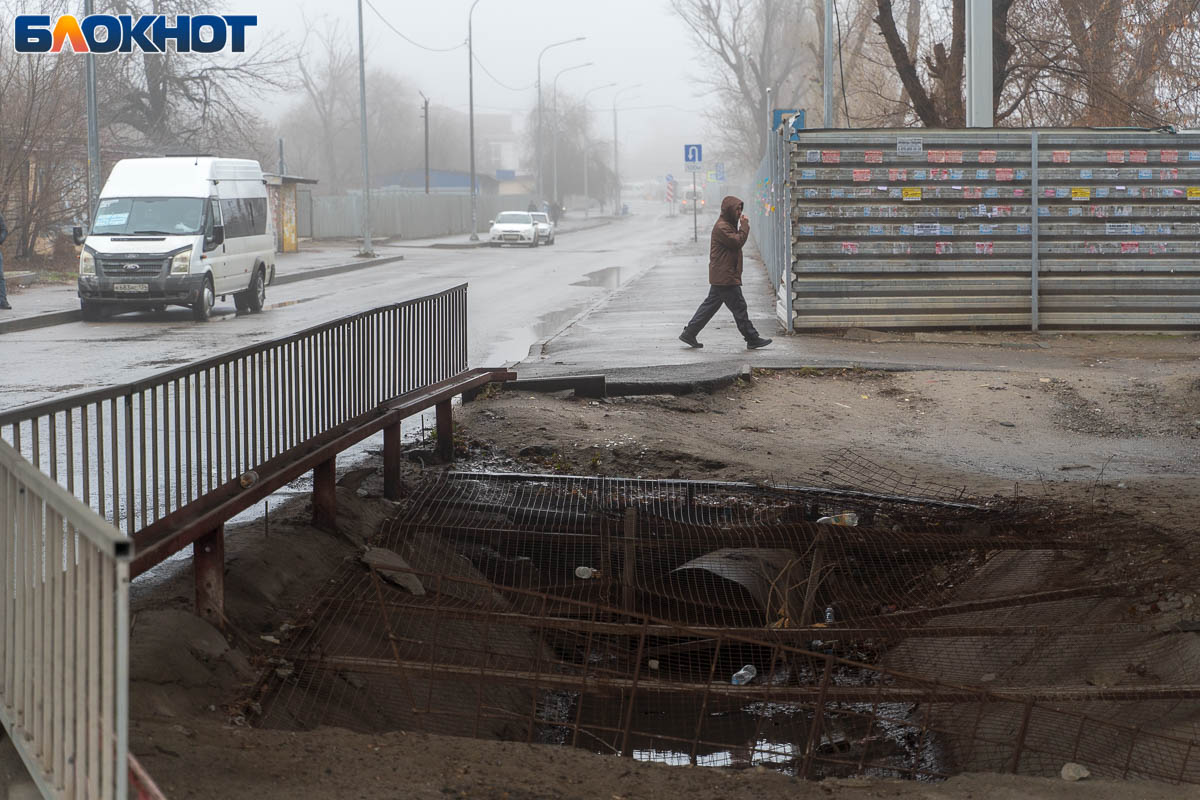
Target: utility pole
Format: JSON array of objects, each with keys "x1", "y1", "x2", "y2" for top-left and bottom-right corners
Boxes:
[
  {"x1": 611, "y1": 85, "x2": 642, "y2": 218},
  {"x1": 580, "y1": 82, "x2": 614, "y2": 218},
  {"x1": 965, "y1": 0, "x2": 994, "y2": 126},
  {"x1": 552, "y1": 62, "x2": 592, "y2": 212},
  {"x1": 356, "y1": 0, "x2": 374, "y2": 256},
  {"x1": 84, "y1": 0, "x2": 101, "y2": 223},
  {"x1": 536, "y1": 37, "x2": 585, "y2": 205},
  {"x1": 278, "y1": 138, "x2": 285, "y2": 174},
  {"x1": 823, "y1": 0, "x2": 834, "y2": 127},
  {"x1": 419, "y1": 91, "x2": 430, "y2": 194},
  {"x1": 467, "y1": 0, "x2": 482, "y2": 241}
]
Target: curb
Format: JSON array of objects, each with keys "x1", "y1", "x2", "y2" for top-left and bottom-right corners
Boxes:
[{"x1": 0, "y1": 254, "x2": 406, "y2": 336}]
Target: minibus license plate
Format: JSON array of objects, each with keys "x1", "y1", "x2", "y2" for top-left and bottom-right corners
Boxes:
[{"x1": 114, "y1": 283, "x2": 149, "y2": 293}]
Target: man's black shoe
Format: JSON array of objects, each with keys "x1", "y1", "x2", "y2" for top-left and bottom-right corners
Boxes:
[
  {"x1": 0, "y1": 302, "x2": 11, "y2": 310},
  {"x1": 679, "y1": 331, "x2": 703, "y2": 348},
  {"x1": 746, "y1": 337, "x2": 772, "y2": 350}
]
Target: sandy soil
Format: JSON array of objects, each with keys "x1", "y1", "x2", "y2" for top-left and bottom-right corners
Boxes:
[{"x1": 5, "y1": 338, "x2": 1200, "y2": 799}]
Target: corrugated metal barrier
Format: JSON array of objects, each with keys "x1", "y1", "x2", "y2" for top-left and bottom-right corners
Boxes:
[{"x1": 785, "y1": 128, "x2": 1200, "y2": 330}]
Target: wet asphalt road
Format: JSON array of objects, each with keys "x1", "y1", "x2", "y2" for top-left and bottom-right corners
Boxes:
[{"x1": 0, "y1": 203, "x2": 690, "y2": 413}]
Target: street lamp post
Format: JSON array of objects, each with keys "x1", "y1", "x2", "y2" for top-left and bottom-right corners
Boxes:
[
  {"x1": 537, "y1": 37, "x2": 585, "y2": 204},
  {"x1": 419, "y1": 91, "x2": 430, "y2": 195},
  {"x1": 611, "y1": 84, "x2": 642, "y2": 218},
  {"x1": 551, "y1": 62, "x2": 592, "y2": 213},
  {"x1": 467, "y1": 0, "x2": 482, "y2": 241},
  {"x1": 581, "y1": 83, "x2": 616, "y2": 217},
  {"x1": 356, "y1": 0, "x2": 373, "y2": 256}
]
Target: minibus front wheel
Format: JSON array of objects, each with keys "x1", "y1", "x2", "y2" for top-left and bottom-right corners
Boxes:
[{"x1": 192, "y1": 276, "x2": 215, "y2": 322}]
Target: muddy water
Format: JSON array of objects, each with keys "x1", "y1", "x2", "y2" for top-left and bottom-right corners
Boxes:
[{"x1": 539, "y1": 664, "x2": 949, "y2": 779}]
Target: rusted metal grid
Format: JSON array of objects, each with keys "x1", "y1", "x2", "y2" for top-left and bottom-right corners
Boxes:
[{"x1": 255, "y1": 469, "x2": 1200, "y2": 783}]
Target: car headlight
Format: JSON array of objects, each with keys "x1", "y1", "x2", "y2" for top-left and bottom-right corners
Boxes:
[
  {"x1": 171, "y1": 250, "x2": 191, "y2": 274},
  {"x1": 79, "y1": 249, "x2": 95, "y2": 276}
]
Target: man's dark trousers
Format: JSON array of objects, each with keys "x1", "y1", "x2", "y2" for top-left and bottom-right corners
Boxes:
[{"x1": 683, "y1": 285, "x2": 760, "y2": 341}]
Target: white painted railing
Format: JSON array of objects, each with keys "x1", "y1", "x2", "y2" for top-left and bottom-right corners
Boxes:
[{"x1": 1, "y1": 438, "x2": 130, "y2": 800}]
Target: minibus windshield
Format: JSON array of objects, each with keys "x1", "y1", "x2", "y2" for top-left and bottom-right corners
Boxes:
[{"x1": 91, "y1": 197, "x2": 207, "y2": 236}]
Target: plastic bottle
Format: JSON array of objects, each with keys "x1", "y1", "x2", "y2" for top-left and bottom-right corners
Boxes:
[
  {"x1": 824, "y1": 606, "x2": 835, "y2": 624},
  {"x1": 574, "y1": 566, "x2": 597, "y2": 579},
  {"x1": 731, "y1": 665, "x2": 757, "y2": 685}
]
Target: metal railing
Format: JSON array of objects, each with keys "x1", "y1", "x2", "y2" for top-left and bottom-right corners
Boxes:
[
  {"x1": 1, "y1": 438, "x2": 131, "y2": 800},
  {"x1": 0, "y1": 284, "x2": 468, "y2": 538}
]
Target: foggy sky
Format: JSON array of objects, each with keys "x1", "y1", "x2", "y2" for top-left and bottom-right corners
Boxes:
[{"x1": 252, "y1": 0, "x2": 716, "y2": 181}]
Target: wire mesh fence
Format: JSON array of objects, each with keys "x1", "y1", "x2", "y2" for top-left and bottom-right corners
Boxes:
[{"x1": 251, "y1": 466, "x2": 1200, "y2": 783}]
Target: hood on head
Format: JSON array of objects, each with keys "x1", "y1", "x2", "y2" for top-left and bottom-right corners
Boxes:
[{"x1": 720, "y1": 195, "x2": 743, "y2": 224}]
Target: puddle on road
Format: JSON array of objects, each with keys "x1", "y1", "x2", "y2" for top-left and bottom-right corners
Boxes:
[{"x1": 571, "y1": 267, "x2": 622, "y2": 289}]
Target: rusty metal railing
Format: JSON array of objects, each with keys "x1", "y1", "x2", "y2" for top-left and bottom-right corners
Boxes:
[
  {"x1": 1, "y1": 438, "x2": 131, "y2": 800},
  {"x1": 0, "y1": 284, "x2": 468, "y2": 538}
]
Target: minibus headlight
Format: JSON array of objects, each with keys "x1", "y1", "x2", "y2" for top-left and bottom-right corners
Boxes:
[
  {"x1": 170, "y1": 251, "x2": 192, "y2": 274},
  {"x1": 79, "y1": 249, "x2": 95, "y2": 276}
]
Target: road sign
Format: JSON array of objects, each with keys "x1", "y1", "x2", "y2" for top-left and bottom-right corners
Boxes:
[
  {"x1": 685, "y1": 162, "x2": 703, "y2": 172},
  {"x1": 684, "y1": 144, "x2": 702, "y2": 163},
  {"x1": 665, "y1": 173, "x2": 674, "y2": 183},
  {"x1": 707, "y1": 171, "x2": 717, "y2": 182},
  {"x1": 715, "y1": 162, "x2": 725, "y2": 181},
  {"x1": 772, "y1": 109, "x2": 799, "y2": 130}
]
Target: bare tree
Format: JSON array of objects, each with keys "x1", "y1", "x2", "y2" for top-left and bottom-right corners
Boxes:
[
  {"x1": 97, "y1": 0, "x2": 292, "y2": 152},
  {"x1": 672, "y1": 0, "x2": 809, "y2": 168}
]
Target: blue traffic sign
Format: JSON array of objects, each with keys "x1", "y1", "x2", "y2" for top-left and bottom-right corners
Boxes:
[
  {"x1": 715, "y1": 162, "x2": 725, "y2": 182},
  {"x1": 684, "y1": 144, "x2": 702, "y2": 163},
  {"x1": 665, "y1": 173, "x2": 674, "y2": 183}
]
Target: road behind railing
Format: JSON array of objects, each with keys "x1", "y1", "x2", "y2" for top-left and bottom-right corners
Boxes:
[{"x1": 0, "y1": 284, "x2": 468, "y2": 538}]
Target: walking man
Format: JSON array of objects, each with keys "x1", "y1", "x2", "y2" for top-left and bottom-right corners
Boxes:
[
  {"x1": 679, "y1": 195, "x2": 771, "y2": 350},
  {"x1": 0, "y1": 210, "x2": 10, "y2": 310}
]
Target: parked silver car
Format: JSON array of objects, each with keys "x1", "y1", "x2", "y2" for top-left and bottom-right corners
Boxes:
[
  {"x1": 530, "y1": 212, "x2": 555, "y2": 245},
  {"x1": 488, "y1": 212, "x2": 539, "y2": 248}
]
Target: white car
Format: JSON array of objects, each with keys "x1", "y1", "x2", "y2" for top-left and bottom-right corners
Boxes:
[
  {"x1": 530, "y1": 212, "x2": 555, "y2": 245},
  {"x1": 488, "y1": 212, "x2": 540, "y2": 248}
]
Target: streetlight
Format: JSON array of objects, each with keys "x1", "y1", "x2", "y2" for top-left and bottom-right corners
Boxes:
[
  {"x1": 537, "y1": 37, "x2": 585, "y2": 203},
  {"x1": 581, "y1": 83, "x2": 616, "y2": 217},
  {"x1": 418, "y1": 91, "x2": 430, "y2": 195},
  {"x1": 552, "y1": 62, "x2": 592, "y2": 211},
  {"x1": 356, "y1": 0, "x2": 373, "y2": 256},
  {"x1": 467, "y1": 0, "x2": 482, "y2": 241},
  {"x1": 612, "y1": 84, "x2": 643, "y2": 218}
]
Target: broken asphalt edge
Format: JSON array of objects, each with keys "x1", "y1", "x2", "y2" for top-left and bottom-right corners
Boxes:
[
  {"x1": 0, "y1": 254, "x2": 406, "y2": 336},
  {"x1": 497, "y1": 360, "x2": 998, "y2": 399}
]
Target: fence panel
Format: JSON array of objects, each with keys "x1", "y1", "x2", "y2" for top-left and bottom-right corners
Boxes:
[
  {"x1": 311, "y1": 193, "x2": 537, "y2": 240},
  {"x1": 783, "y1": 128, "x2": 1200, "y2": 330},
  {"x1": 1, "y1": 439, "x2": 130, "y2": 800}
]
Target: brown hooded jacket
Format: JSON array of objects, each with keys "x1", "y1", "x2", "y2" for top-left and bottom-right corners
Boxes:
[{"x1": 708, "y1": 195, "x2": 748, "y2": 285}]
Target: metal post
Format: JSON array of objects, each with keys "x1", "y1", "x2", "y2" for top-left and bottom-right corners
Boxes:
[
  {"x1": 355, "y1": 0, "x2": 374, "y2": 256},
  {"x1": 419, "y1": 92, "x2": 430, "y2": 195},
  {"x1": 965, "y1": 0, "x2": 994, "y2": 127},
  {"x1": 1030, "y1": 130, "x2": 1040, "y2": 332},
  {"x1": 467, "y1": 0, "x2": 481, "y2": 241},
  {"x1": 312, "y1": 457, "x2": 337, "y2": 532},
  {"x1": 193, "y1": 525, "x2": 224, "y2": 627},
  {"x1": 692, "y1": 172, "x2": 698, "y2": 243},
  {"x1": 383, "y1": 421, "x2": 402, "y2": 500},
  {"x1": 84, "y1": 0, "x2": 101, "y2": 224},
  {"x1": 823, "y1": 0, "x2": 834, "y2": 127},
  {"x1": 435, "y1": 400, "x2": 453, "y2": 463},
  {"x1": 277, "y1": 138, "x2": 285, "y2": 174}
]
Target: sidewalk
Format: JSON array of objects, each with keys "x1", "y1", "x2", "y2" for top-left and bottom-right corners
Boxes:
[
  {"x1": 516, "y1": 241, "x2": 1200, "y2": 390},
  {"x1": 0, "y1": 245, "x2": 404, "y2": 334}
]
